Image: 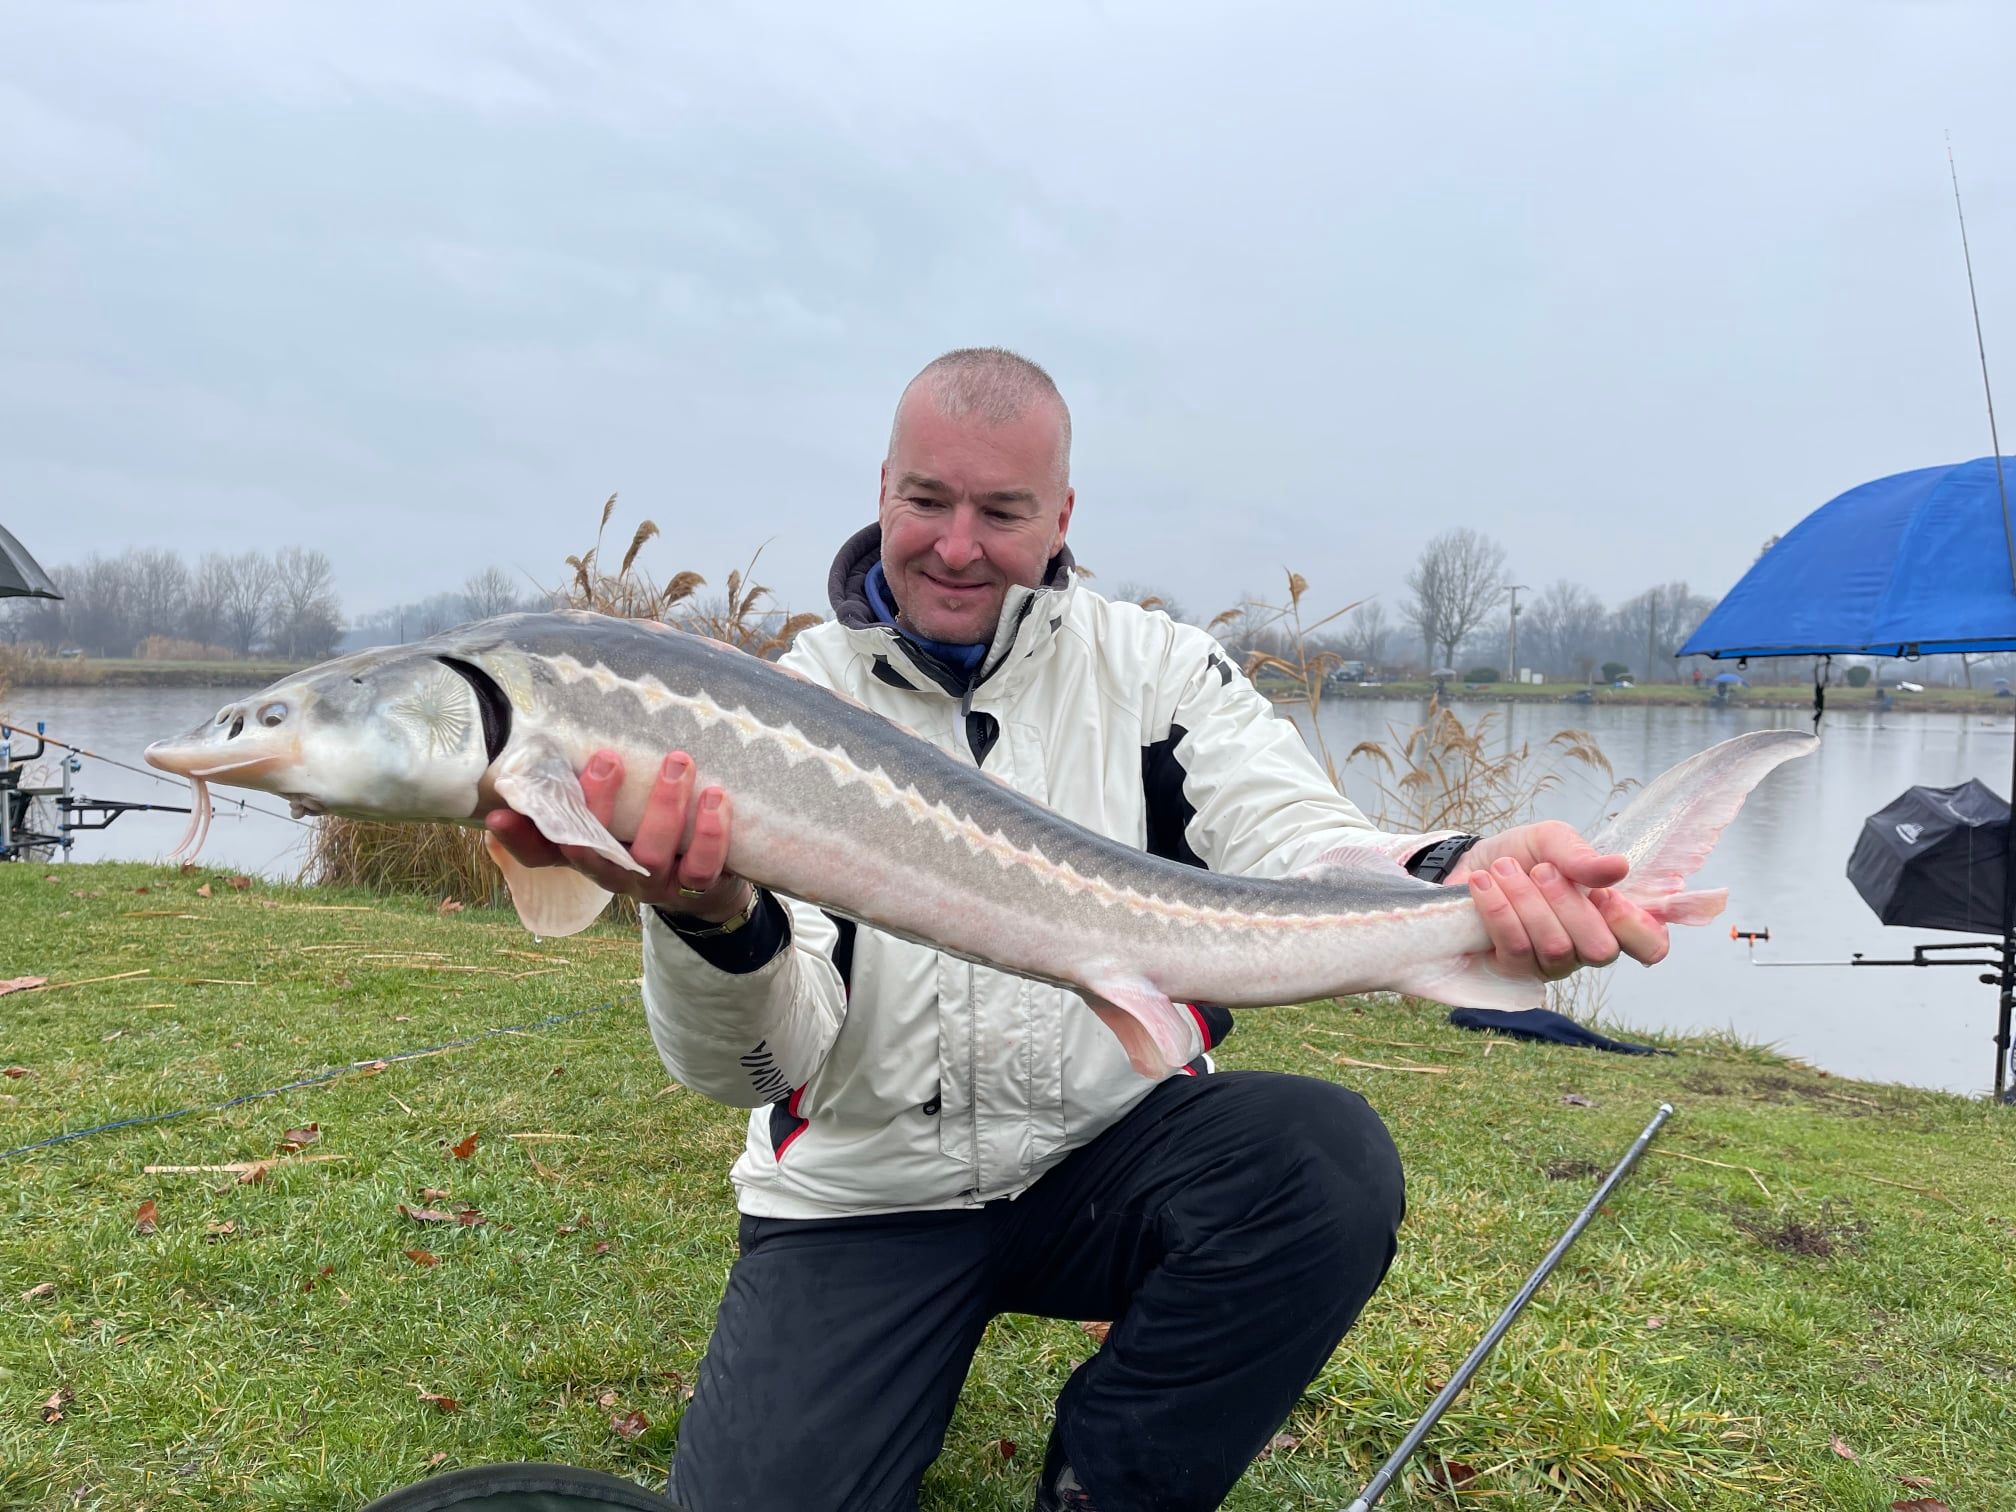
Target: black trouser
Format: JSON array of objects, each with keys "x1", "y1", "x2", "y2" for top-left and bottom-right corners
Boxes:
[{"x1": 668, "y1": 1071, "x2": 1406, "y2": 1512}]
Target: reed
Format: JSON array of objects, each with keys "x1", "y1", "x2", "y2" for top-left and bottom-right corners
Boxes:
[{"x1": 307, "y1": 496, "x2": 823, "y2": 910}]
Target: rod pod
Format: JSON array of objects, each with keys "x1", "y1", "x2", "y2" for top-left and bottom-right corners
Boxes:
[{"x1": 1341, "y1": 1102, "x2": 1675, "y2": 1512}]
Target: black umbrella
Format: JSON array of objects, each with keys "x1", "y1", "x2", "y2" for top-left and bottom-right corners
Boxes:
[
  {"x1": 1848, "y1": 781, "x2": 2009, "y2": 934},
  {"x1": 0, "y1": 522, "x2": 62, "y2": 600}
]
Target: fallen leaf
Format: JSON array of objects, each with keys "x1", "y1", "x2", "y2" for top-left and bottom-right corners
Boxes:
[
  {"x1": 237, "y1": 1162, "x2": 270, "y2": 1185},
  {"x1": 135, "y1": 1198, "x2": 159, "y2": 1235},
  {"x1": 1898, "y1": 1476, "x2": 1935, "y2": 1490},
  {"x1": 592, "y1": 1239, "x2": 612, "y2": 1255},
  {"x1": 302, "y1": 1264, "x2": 336, "y2": 1294},
  {"x1": 1644, "y1": 1315, "x2": 1666, "y2": 1329},
  {"x1": 414, "y1": 1386, "x2": 460, "y2": 1413},
  {"x1": 228, "y1": 875, "x2": 252, "y2": 891},
  {"x1": 399, "y1": 1204, "x2": 455, "y2": 1224},
  {"x1": 1561, "y1": 1093, "x2": 1593, "y2": 1107},
  {"x1": 455, "y1": 1208, "x2": 487, "y2": 1227},
  {"x1": 134, "y1": 885, "x2": 151, "y2": 894},
  {"x1": 995, "y1": 1439, "x2": 1017, "y2": 1460},
  {"x1": 610, "y1": 1409, "x2": 649, "y2": 1440},
  {"x1": 1425, "y1": 1458, "x2": 1478, "y2": 1489},
  {"x1": 1892, "y1": 1500, "x2": 1951, "y2": 1512},
  {"x1": 1080, "y1": 1321, "x2": 1111, "y2": 1344},
  {"x1": 0, "y1": 976, "x2": 47, "y2": 996},
  {"x1": 196, "y1": 883, "x2": 212, "y2": 898},
  {"x1": 279, "y1": 1123, "x2": 320, "y2": 1152},
  {"x1": 394, "y1": 1015, "x2": 412, "y2": 1023},
  {"x1": 3, "y1": 1066, "x2": 29, "y2": 1079},
  {"x1": 204, "y1": 1220, "x2": 237, "y2": 1241},
  {"x1": 101, "y1": 1029, "x2": 123, "y2": 1042},
  {"x1": 420, "y1": 1187, "x2": 452, "y2": 1201},
  {"x1": 426, "y1": 1452, "x2": 448, "y2": 1467},
  {"x1": 21, "y1": 1281, "x2": 57, "y2": 1302},
  {"x1": 438, "y1": 898, "x2": 465, "y2": 915},
  {"x1": 550, "y1": 1065, "x2": 565, "y2": 1078},
  {"x1": 1831, "y1": 1436, "x2": 1858, "y2": 1461},
  {"x1": 1254, "y1": 1433, "x2": 1300, "y2": 1461},
  {"x1": 405, "y1": 1248, "x2": 439, "y2": 1268},
  {"x1": 450, "y1": 1133, "x2": 479, "y2": 1160},
  {"x1": 41, "y1": 1387, "x2": 73, "y2": 1424},
  {"x1": 598, "y1": 1390, "x2": 619, "y2": 1408}
]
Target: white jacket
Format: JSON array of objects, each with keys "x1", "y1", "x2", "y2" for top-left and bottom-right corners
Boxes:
[{"x1": 641, "y1": 530, "x2": 1450, "y2": 1218}]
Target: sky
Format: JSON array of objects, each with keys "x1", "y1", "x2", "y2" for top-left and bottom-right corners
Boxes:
[{"x1": 4, "y1": 1, "x2": 2013, "y2": 626}]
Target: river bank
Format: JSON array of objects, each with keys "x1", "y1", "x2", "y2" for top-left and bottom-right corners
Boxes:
[
  {"x1": 1272, "y1": 677, "x2": 2016, "y2": 715},
  {"x1": 3, "y1": 860, "x2": 2009, "y2": 1510},
  {"x1": 4, "y1": 656, "x2": 308, "y2": 689}
]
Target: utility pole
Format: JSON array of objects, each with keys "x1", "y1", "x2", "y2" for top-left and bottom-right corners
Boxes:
[
  {"x1": 1504, "y1": 583, "x2": 1529, "y2": 682},
  {"x1": 1645, "y1": 587, "x2": 1659, "y2": 686}
]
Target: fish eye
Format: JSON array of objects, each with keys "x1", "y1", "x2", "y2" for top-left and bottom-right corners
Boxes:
[{"x1": 257, "y1": 701, "x2": 288, "y2": 728}]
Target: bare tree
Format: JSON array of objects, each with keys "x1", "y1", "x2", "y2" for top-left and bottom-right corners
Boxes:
[
  {"x1": 222, "y1": 550, "x2": 277, "y2": 656},
  {"x1": 462, "y1": 565, "x2": 523, "y2": 621},
  {"x1": 1608, "y1": 581, "x2": 1717, "y2": 684},
  {"x1": 272, "y1": 546, "x2": 344, "y2": 659},
  {"x1": 1113, "y1": 581, "x2": 1189, "y2": 624},
  {"x1": 1404, "y1": 528, "x2": 1508, "y2": 670},
  {"x1": 185, "y1": 552, "x2": 234, "y2": 649},
  {"x1": 126, "y1": 548, "x2": 190, "y2": 649},
  {"x1": 1522, "y1": 580, "x2": 1609, "y2": 682},
  {"x1": 1342, "y1": 600, "x2": 1389, "y2": 665}
]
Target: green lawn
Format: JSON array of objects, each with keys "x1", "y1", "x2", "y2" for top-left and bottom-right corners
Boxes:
[{"x1": 3, "y1": 863, "x2": 2011, "y2": 1510}]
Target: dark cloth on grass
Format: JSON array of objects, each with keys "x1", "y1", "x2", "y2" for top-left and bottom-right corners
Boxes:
[
  {"x1": 1446, "y1": 1007, "x2": 1672, "y2": 1056},
  {"x1": 667, "y1": 1071, "x2": 1406, "y2": 1512}
]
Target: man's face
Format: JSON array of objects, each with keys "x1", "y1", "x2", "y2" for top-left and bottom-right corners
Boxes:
[{"x1": 878, "y1": 389, "x2": 1074, "y2": 645}]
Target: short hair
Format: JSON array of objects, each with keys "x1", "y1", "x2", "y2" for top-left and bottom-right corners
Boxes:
[{"x1": 889, "y1": 347, "x2": 1072, "y2": 482}]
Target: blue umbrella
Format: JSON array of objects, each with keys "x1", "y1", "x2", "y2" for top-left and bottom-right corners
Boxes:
[
  {"x1": 1710, "y1": 671, "x2": 1748, "y2": 686},
  {"x1": 1681, "y1": 456, "x2": 2016, "y2": 659},
  {"x1": 1680, "y1": 455, "x2": 2016, "y2": 1100}
]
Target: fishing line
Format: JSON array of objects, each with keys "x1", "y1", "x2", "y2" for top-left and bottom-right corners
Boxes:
[
  {"x1": 0, "y1": 719, "x2": 312, "y2": 830},
  {"x1": 0, "y1": 1001, "x2": 616, "y2": 1162}
]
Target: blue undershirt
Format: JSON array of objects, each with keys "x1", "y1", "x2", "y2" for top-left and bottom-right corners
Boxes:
[{"x1": 865, "y1": 561, "x2": 988, "y2": 675}]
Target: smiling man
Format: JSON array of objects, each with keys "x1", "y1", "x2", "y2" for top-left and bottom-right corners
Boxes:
[{"x1": 489, "y1": 348, "x2": 1667, "y2": 1512}]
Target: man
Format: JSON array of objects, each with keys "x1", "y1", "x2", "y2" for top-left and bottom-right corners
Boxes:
[{"x1": 489, "y1": 349, "x2": 1667, "y2": 1511}]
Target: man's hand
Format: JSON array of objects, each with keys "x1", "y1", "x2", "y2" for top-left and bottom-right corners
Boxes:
[
  {"x1": 484, "y1": 749, "x2": 752, "y2": 923},
  {"x1": 1445, "y1": 820, "x2": 1667, "y2": 980}
]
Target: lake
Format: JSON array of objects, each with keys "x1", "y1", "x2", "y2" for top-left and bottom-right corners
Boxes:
[{"x1": 7, "y1": 683, "x2": 2013, "y2": 1097}]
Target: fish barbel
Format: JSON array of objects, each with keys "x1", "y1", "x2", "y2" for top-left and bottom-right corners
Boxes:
[{"x1": 144, "y1": 611, "x2": 1815, "y2": 1077}]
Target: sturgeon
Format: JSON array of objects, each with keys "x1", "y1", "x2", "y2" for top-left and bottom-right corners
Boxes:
[{"x1": 144, "y1": 611, "x2": 1815, "y2": 1077}]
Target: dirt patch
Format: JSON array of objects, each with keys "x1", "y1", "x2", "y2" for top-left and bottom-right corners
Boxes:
[
  {"x1": 1732, "y1": 1204, "x2": 1869, "y2": 1259},
  {"x1": 1545, "y1": 1158, "x2": 1608, "y2": 1182}
]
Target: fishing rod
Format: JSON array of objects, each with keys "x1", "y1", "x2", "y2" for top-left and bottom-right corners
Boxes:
[
  {"x1": 1341, "y1": 1103, "x2": 1674, "y2": 1512},
  {"x1": 1948, "y1": 136, "x2": 2014, "y2": 595}
]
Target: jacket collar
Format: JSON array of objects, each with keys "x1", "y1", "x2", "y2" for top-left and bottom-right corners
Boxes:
[{"x1": 825, "y1": 522, "x2": 1077, "y2": 700}]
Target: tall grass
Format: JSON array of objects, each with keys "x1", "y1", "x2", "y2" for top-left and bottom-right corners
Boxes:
[{"x1": 307, "y1": 496, "x2": 823, "y2": 907}]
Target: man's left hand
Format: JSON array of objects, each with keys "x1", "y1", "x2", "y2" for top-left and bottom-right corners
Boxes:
[{"x1": 1444, "y1": 821, "x2": 1668, "y2": 980}]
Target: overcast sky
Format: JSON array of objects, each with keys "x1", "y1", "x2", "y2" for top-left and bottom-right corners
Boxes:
[{"x1": 4, "y1": 1, "x2": 2013, "y2": 625}]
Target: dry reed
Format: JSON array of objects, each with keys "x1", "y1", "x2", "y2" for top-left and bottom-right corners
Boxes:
[{"x1": 307, "y1": 495, "x2": 823, "y2": 911}]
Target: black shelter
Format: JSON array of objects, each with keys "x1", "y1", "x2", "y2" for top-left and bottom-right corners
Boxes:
[{"x1": 1849, "y1": 780, "x2": 2010, "y2": 934}]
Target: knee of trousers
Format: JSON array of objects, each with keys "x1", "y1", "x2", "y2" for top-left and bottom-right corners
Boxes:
[{"x1": 1265, "y1": 1078, "x2": 1407, "y2": 1261}]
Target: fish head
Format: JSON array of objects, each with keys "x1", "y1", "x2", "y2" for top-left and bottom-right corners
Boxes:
[{"x1": 145, "y1": 647, "x2": 503, "y2": 821}]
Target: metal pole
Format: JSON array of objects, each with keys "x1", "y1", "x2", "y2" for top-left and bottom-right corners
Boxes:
[
  {"x1": 1342, "y1": 1103, "x2": 1675, "y2": 1512},
  {"x1": 1999, "y1": 725, "x2": 2015, "y2": 1102}
]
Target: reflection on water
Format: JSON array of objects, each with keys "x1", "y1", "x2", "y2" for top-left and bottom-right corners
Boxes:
[{"x1": 8, "y1": 685, "x2": 2013, "y2": 1095}]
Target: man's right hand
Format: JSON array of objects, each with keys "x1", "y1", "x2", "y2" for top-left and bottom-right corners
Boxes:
[{"x1": 484, "y1": 748, "x2": 753, "y2": 924}]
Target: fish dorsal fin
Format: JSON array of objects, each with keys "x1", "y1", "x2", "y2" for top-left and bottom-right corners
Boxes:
[
  {"x1": 489, "y1": 737, "x2": 648, "y2": 877},
  {"x1": 484, "y1": 831, "x2": 615, "y2": 938},
  {"x1": 1080, "y1": 971, "x2": 1202, "y2": 1079},
  {"x1": 1291, "y1": 843, "x2": 1413, "y2": 886}
]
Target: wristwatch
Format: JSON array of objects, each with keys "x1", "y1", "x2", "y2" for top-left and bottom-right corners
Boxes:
[
  {"x1": 655, "y1": 885, "x2": 764, "y2": 938},
  {"x1": 1407, "y1": 834, "x2": 1482, "y2": 884}
]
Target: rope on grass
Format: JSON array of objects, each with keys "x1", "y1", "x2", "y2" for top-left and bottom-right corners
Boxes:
[{"x1": 0, "y1": 1002, "x2": 617, "y2": 1163}]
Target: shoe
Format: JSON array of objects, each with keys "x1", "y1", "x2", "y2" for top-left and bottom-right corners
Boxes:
[{"x1": 1033, "y1": 1433, "x2": 1098, "y2": 1510}]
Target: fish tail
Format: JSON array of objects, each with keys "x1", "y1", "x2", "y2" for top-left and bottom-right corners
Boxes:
[{"x1": 1595, "y1": 729, "x2": 1817, "y2": 922}]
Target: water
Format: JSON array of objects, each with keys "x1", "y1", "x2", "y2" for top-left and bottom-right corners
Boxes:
[{"x1": 7, "y1": 685, "x2": 2013, "y2": 1096}]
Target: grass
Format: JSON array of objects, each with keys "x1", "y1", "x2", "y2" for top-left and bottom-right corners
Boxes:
[
  {"x1": 4, "y1": 863, "x2": 2014, "y2": 1511},
  {"x1": 3, "y1": 658, "x2": 309, "y2": 689}
]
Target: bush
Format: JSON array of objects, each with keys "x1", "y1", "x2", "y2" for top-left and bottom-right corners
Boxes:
[
  {"x1": 1462, "y1": 666, "x2": 1501, "y2": 684},
  {"x1": 1601, "y1": 662, "x2": 1631, "y2": 683},
  {"x1": 1845, "y1": 665, "x2": 1872, "y2": 688}
]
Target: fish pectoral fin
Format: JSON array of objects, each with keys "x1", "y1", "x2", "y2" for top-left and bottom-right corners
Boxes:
[
  {"x1": 1389, "y1": 953, "x2": 1547, "y2": 1011},
  {"x1": 1080, "y1": 973, "x2": 1202, "y2": 1079},
  {"x1": 489, "y1": 738, "x2": 648, "y2": 876},
  {"x1": 1291, "y1": 842, "x2": 1414, "y2": 886},
  {"x1": 484, "y1": 831, "x2": 614, "y2": 937}
]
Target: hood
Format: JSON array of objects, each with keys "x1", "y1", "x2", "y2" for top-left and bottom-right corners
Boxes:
[{"x1": 825, "y1": 523, "x2": 1078, "y2": 698}]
